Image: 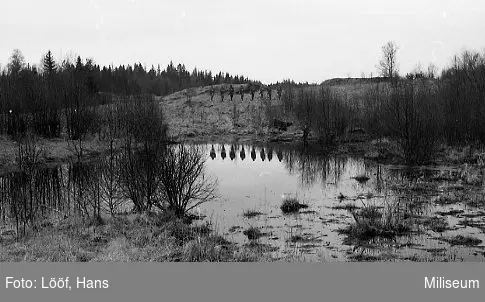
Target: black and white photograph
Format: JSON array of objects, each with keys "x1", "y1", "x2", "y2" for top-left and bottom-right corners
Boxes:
[{"x1": 1, "y1": 0, "x2": 485, "y2": 263}]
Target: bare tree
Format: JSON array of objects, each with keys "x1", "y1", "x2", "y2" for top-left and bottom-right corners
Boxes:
[
  {"x1": 16, "y1": 131, "x2": 44, "y2": 171},
  {"x1": 14, "y1": 131, "x2": 45, "y2": 234},
  {"x1": 7, "y1": 49, "x2": 26, "y2": 75},
  {"x1": 99, "y1": 142, "x2": 123, "y2": 216},
  {"x1": 118, "y1": 96, "x2": 168, "y2": 214},
  {"x1": 377, "y1": 41, "x2": 399, "y2": 79},
  {"x1": 294, "y1": 89, "x2": 315, "y2": 145},
  {"x1": 159, "y1": 144, "x2": 218, "y2": 217},
  {"x1": 67, "y1": 106, "x2": 99, "y2": 161},
  {"x1": 119, "y1": 140, "x2": 163, "y2": 213},
  {"x1": 427, "y1": 63, "x2": 438, "y2": 79}
]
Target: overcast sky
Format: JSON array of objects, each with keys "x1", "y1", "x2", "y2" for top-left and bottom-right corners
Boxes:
[{"x1": 1, "y1": 0, "x2": 484, "y2": 83}]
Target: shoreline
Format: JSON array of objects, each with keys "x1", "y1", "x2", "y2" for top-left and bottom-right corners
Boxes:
[{"x1": 2, "y1": 131, "x2": 483, "y2": 176}]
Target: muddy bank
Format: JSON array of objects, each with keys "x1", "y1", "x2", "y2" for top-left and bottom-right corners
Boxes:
[{"x1": 0, "y1": 135, "x2": 126, "y2": 175}]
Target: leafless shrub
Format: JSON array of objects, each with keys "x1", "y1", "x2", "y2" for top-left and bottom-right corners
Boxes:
[
  {"x1": 16, "y1": 131, "x2": 44, "y2": 171},
  {"x1": 383, "y1": 80, "x2": 440, "y2": 164},
  {"x1": 99, "y1": 142, "x2": 123, "y2": 216},
  {"x1": 312, "y1": 87, "x2": 350, "y2": 144},
  {"x1": 292, "y1": 87, "x2": 351, "y2": 145},
  {"x1": 67, "y1": 106, "x2": 99, "y2": 161},
  {"x1": 119, "y1": 139, "x2": 163, "y2": 214},
  {"x1": 121, "y1": 95, "x2": 167, "y2": 148},
  {"x1": 294, "y1": 89, "x2": 315, "y2": 144},
  {"x1": 159, "y1": 144, "x2": 218, "y2": 217},
  {"x1": 69, "y1": 161, "x2": 101, "y2": 221},
  {"x1": 117, "y1": 95, "x2": 168, "y2": 214}
]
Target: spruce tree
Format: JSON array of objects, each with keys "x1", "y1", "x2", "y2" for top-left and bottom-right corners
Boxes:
[{"x1": 43, "y1": 50, "x2": 57, "y2": 76}]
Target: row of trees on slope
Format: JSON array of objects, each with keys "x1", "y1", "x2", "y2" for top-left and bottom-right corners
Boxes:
[
  {"x1": 0, "y1": 49, "x2": 254, "y2": 138},
  {"x1": 283, "y1": 46, "x2": 485, "y2": 164}
]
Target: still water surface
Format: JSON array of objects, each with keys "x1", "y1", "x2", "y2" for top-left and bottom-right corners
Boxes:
[
  {"x1": 199, "y1": 143, "x2": 485, "y2": 261},
  {"x1": 1, "y1": 142, "x2": 484, "y2": 261}
]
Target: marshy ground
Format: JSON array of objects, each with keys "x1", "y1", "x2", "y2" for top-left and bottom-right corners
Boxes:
[{"x1": 0, "y1": 212, "x2": 272, "y2": 262}]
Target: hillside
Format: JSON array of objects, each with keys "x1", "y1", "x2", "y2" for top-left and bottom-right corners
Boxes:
[
  {"x1": 156, "y1": 79, "x2": 386, "y2": 143},
  {"x1": 157, "y1": 84, "x2": 299, "y2": 144},
  {"x1": 0, "y1": 84, "x2": 298, "y2": 174}
]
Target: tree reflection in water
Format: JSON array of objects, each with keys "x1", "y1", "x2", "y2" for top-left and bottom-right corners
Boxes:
[
  {"x1": 240, "y1": 146, "x2": 246, "y2": 161},
  {"x1": 221, "y1": 145, "x2": 226, "y2": 160},
  {"x1": 229, "y1": 145, "x2": 236, "y2": 161}
]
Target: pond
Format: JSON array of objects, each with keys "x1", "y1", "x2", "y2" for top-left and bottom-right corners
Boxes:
[
  {"x1": 198, "y1": 143, "x2": 485, "y2": 261},
  {"x1": 1, "y1": 142, "x2": 485, "y2": 261}
]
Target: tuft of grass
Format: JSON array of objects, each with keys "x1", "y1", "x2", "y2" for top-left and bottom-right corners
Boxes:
[
  {"x1": 435, "y1": 209, "x2": 464, "y2": 216},
  {"x1": 332, "y1": 203, "x2": 359, "y2": 211},
  {"x1": 243, "y1": 226, "x2": 264, "y2": 240},
  {"x1": 441, "y1": 235, "x2": 482, "y2": 246},
  {"x1": 419, "y1": 216, "x2": 449, "y2": 233},
  {"x1": 242, "y1": 209, "x2": 264, "y2": 218},
  {"x1": 457, "y1": 218, "x2": 485, "y2": 230},
  {"x1": 422, "y1": 247, "x2": 447, "y2": 255},
  {"x1": 353, "y1": 174, "x2": 370, "y2": 183},
  {"x1": 228, "y1": 225, "x2": 242, "y2": 233},
  {"x1": 339, "y1": 204, "x2": 412, "y2": 244},
  {"x1": 280, "y1": 197, "x2": 309, "y2": 214},
  {"x1": 434, "y1": 192, "x2": 464, "y2": 205},
  {"x1": 166, "y1": 220, "x2": 212, "y2": 243},
  {"x1": 182, "y1": 235, "x2": 234, "y2": 262},
  {"x1": 243, "y1": 241, "x2": 279, "y2": 253},
  {"x1": 339, "y1": 221, "x2": 410, "y2": 244},
  {"x1": 300, "y1": 210, "x2": 318, "y2": 214},
  {"x1": 348, "y1": 253, "x2": 398, "y2": 262},
  {"x1": 287, "y1": 234, "x2": 323, "y2": 243},
  {"x1": 358, "y1": 206, "x2": 383, "y2": 220}
]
